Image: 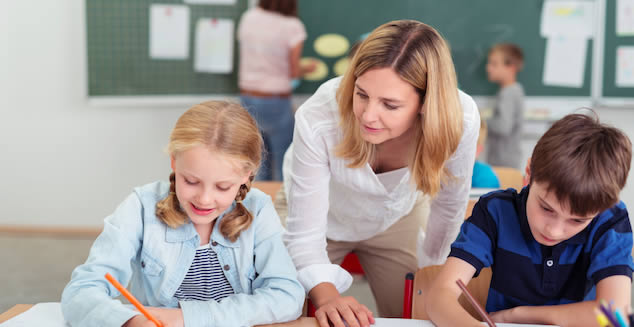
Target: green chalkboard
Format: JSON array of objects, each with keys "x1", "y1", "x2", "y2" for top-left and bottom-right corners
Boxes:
[
  {"x1": 295, "y1": 0, "x2": 592, "y2": 96},
  {"x1": 86, "y1": 0, "x2": 598, "y2": 97},
  {"x1": 86, "y1": 0, "x2": 247, "y2": 96},
  {"x1": 602, "y1": 0, "x2": 634, "y2": 98}
]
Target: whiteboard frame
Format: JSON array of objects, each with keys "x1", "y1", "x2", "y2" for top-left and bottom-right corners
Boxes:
[{"x1": 594, "y1": 0, "x2": 634, "y2": 107}]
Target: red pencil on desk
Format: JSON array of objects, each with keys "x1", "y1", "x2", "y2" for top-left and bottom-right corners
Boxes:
[
  {"x1": 105, "y1": 273, "x2": 163, "y2": 327},
  {"x1": 456, "y1": 279, "x2": 496, "y2": 327}
]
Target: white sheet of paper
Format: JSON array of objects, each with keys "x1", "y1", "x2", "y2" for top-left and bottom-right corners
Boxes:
[
  {"x1": 0, "y1": 304, "x2": 557, "y2": 327},
  {"x1": 184, "y1": 0, "x2": 236, "y2": 4},
  {"x1": 543, "y1": 36, "x2": 588, "y2": 87},
  {"x1": 616, "y1": 46, "x2": 634, "y2": 87},
  {"x1": 617, "y1": 0, "x2": 634, "y2": 36},
  {"x1": 470, "y1": 188, "x2": 499, "y2": 199},
  {"x1": 370, "y1": 318, "x2": 556, "y2": 327},
  {"x1": 149, "y1": 5, "x2": 190, "y2": 60},
  {"x1": 0, "y1": 303, "x2": 68, "y2": 327},
  {"x1": 540, "y1": 0, "x2": 595, "y2": 38},
  {"x1": 194, "y1": 18, "x2": 234, "y2": 73}
]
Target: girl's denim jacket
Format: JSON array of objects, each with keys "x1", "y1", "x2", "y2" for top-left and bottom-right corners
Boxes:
[{"x1": 61, "y1": 181, "x2": 304, "y2": 326}]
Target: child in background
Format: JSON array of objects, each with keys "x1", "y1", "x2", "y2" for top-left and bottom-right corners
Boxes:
[
  {"x1": 61, "y1": 101, "x2": 304, "y2": 327},
  {"x1": 472, "y1": 118, "x2": 500, "y2": 188},
  {"x1": 426, "y1": 113, "x2": 633, "y2": 327},
  {"x1": 485, "y1": 43, "x2": 525, "y2": 169},
  {"x1": 237, "y1": 0, "x2": 312, "y2": 181}
]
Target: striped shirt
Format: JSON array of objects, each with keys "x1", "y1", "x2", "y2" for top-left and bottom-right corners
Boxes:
[
  {"x1": 450, "y1": 186, "x2": 634, "y2": 313},
  {"x1": 174, "y1": 244, "x2": 234, "y2": 302}
]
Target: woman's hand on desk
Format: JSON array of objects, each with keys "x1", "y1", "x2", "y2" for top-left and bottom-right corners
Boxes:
[{"x1": 310, "y1": 283, "x2": 375, "y2": 327}]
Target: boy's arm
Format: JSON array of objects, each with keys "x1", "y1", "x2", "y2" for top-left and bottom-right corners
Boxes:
[
  {"x1": 425, "y1": 257, "x2": 483, "y2": 327},
  {"x1": 491, "y1": 275, "x2": 631, "y2": 327}
]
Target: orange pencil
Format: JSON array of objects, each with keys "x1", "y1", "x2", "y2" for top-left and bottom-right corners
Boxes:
[
  {"x1": 456, "y1": 279, "x2": 496, "y2": 327},
  {"x1": 105, "y1": 273, "x2": 163, "y2": 327}
]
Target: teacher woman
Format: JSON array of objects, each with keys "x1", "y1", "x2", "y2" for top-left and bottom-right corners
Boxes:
[{"x1": 280, "y1": 20, "x2": 479, "y2": 327}]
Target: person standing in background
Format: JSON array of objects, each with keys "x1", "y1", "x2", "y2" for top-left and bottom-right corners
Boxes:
[
  {"x1": 237, "y1": 0, "x2": 312, "y2": 181},
  {"x1": 485, "y1": 43, "x2": 525, "y2": 169}
]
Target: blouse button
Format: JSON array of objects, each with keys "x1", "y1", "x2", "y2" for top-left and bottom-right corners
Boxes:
[
  {"x1": 141, "y1": 261, "x2": 146, "y2": 268},
  {"x1": 546, "y1": 259, "x2": 554, "y2": 267},
  {"x1": 211, "y1": 241, "x2": 218, "y2": 246},
  {"x1": 224, "y1": 264, "x2": 230, "y2": 271}
]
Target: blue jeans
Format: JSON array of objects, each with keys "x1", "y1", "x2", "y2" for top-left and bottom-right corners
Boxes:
[{"x1": 240, "y1": 95, "x2": 294, "y2": 181}]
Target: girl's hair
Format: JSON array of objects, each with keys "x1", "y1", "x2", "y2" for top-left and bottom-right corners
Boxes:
[
  {"x1": 335, "y1": 20, "x2": 463, "y2": 196},
  {"x1": 155, "y1": 101, "x2": 263, "y2": 242},
  {"x1": 259, "y1": 0, "x2": 297, "y2": 17}
]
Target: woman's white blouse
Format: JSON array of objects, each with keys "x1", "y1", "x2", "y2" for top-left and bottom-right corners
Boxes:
[{"x1": 282, "y1": 77, "x2": 480, "y2": 293}]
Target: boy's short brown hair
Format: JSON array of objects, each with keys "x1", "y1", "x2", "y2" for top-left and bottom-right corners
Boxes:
[
  {"x1": 490, "y1": 43, "x2": 524, "y2": 71},
  {"x1": 530, "y1": 113, "x2": 632, "y2": 216}
]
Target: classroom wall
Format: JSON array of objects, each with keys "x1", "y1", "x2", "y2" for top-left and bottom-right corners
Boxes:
[
  {"x1": 2, "y1": 1, "x2": 634, "y2": 228},
  {"x1": 2, "y1": 1, "x2": 179, "y2": 227}
]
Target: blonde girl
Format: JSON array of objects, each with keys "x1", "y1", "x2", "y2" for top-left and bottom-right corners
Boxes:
[
  {"x1": 62, "y1": 101, "x2": 304, "y2": 327},
  {"x1": 280, "y1": 20, "x2": 480, "y2": 327}
]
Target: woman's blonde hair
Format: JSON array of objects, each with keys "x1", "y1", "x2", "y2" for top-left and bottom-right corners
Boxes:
[
  {"x1": 335, "y1": 20, "x2": 463, "y2": 196},
  {"x1": 155, "y1": 101, "x2": 263, "y2": 242}
]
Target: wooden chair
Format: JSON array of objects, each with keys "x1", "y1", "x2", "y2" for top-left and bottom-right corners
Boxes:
[
  {"x1": 406, "y1": 265, "x2": 492, "y2": 320},
  {"x1": 252, "y1": 181, "x2": 282, "y2": 201},
  {"x1": 491, "y1": 166, "x2": 524, "y2": 190}
]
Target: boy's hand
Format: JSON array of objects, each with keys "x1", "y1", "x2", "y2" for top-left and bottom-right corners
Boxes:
[
  {"x1": 491, "y1": 306, "x2": 526, "y2": 324},
  {"x1": 490, "y1": 308, "x2": 513, "y2": 323}
]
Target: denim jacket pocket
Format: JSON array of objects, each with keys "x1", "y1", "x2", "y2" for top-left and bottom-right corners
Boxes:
[{"x1": 140, "y1": 250, "x2": 164, "y2": 277}]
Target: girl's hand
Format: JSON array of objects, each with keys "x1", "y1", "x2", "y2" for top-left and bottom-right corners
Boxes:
[
  {"x1": 314, "y1": 295, "x2": 375, "y2": 327},
  {"x1": 145, "y1": 307, "x2": 184, "y2": 327},
  {"x1": 122, "y1": 314, "x2": 166, "y2": 327}
]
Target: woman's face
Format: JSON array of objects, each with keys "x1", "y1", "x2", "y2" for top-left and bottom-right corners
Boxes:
[{"x1": 352, "y1": 67, "x2": 422, "y2": 145}]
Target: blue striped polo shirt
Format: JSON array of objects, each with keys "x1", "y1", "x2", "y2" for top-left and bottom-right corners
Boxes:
[{"x1": 450, "y1": 186, "x2": 634, "y2": 313}]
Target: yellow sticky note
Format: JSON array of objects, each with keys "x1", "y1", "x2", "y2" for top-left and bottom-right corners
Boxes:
[
  {"x1": 333, "y1": 57, "x2": 350, "y2": 76},
  {"x1": 314, "y1": 34, "x2": 350, "y2": 58},
  {"x1": 301, "y1": 57, "x2": 328, "y2": 81}
]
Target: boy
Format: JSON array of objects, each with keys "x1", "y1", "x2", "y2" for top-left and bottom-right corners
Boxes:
[
  {"x1": 426, "y1": 113, "x2": 633, "y2": 327},
  {"x1": 485, "y1": 43, "x2": 525, "y2": 170},
  {"x1": 473, "y1": 118, "x2": 500, "y2": 188}
]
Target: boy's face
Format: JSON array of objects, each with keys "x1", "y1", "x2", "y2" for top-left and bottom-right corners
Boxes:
[
  {"x1": 486, "y1": 50, "x2": 515, "y2": 83},
  {"x1": 526, "y1": 181, "x2": 598, "y2": 246}
]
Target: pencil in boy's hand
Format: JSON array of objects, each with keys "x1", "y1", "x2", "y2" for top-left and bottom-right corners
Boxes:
[
  {"x1": 614, "y1": 308, "x2": 628, "y2": 327},
  {"x1": 594, "y1": 308, "x2": 610, "y2": 327},
  {"x1": 105, "y1": 273, "x2": 163, "y2": 327},
  {"x1": 599, "y1": 300, "x2": 621, "y2": 327},
  {"x1": 456, "y1": 279, "x2": 496, "y2": 327}
]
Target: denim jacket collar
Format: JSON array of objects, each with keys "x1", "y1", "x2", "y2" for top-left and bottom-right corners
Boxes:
[
  {"x1": 165, "y1": 203, "x2": 241, "y2": 248},
  {"x1": 165, "y1": 220, "x2": 198, "y2": 243},
  {"x1": 210, "y1": 203, "x2": 241, "y2": 248}
]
